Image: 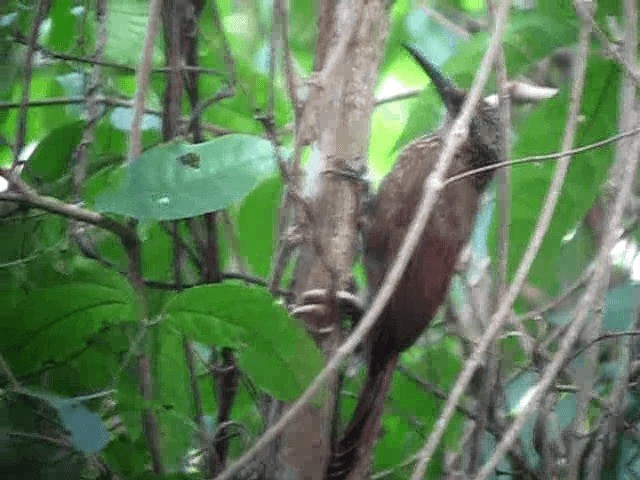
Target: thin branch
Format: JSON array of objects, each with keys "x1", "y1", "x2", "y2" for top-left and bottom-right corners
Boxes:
[
  {"x1": 277, "y1": 0, "x2": 300, "y2": 117},
  {"x1": 375, "y1": 88, "x2": 422, "y2": 106},
  {"x1": 12, "y1": 0, "x2": 50, "y2": 167},
  {"x1": 0, "y1": 353, "x2": 20, "y2": 389},
  {"x1": 263, "y1": 0, "x2": 297, "y2": 294},
  {"x1": 603, "y1": 0, "x2": 639, "y2": 467},
  {"x1": 12, "y1": 33, "x2": 224, "y2": 75},
  {"x1": 210, "y1": 0, "x2": 237, "y2": 84},
  {"x1": 0, "y1": 176, "x2": 135, "y2": 243},
  {"x1": 127, "y1": 0, "x2": 163, "y2": 161},
  {"x1": 444, "y1": 125, "x2": 640, "y2": 187},
  {"x1": 121, "y1": 0, "x2": 165, "y2": 473},
  {"x1": 4, "y1": 430, "x2": 73, "y2": 449},
  {"x1": 570, "y1": 330, "x2": 640, "y2": 363},
  {"x1": 520, "y1": 263, "x2": 594, "y2": 323},
  {"x1": 491, "y1": 3, "x2": 512, "y2": 294},
  {"x1": 73, "y1": 0, "x2": 108, "y2": 196},
  {"x1": 579, "y1": 10, "x2": 640, "y2": 86},
  {"x1": 220, "y1": 212, "x2": 248, "y2": 273},
  {"x1": 186, "y1": 86, "x2": 235, "y2": 132},
  {"x1": 399, "y1": 363, "x2": 541, "y2": 480},
  {"x1": 419, "y1": 3, "x2": 471, "y2": 39}
]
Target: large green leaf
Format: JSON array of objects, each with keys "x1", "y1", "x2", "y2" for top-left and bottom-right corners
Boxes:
[
  {"x1": 165, "y1": 283, "x2": 323, "y2": 401},
  {"x1": 95, "y1": 135, "x2": 277, "y2": 220},
  {"x1": 237, "y1": 176, "x2": 282, "y2": 277},
  {"x1": 0, "y1": 260, "x2": 137, "y2": 376}
]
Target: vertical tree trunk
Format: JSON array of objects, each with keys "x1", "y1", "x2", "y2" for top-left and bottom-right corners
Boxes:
[{"x1": 272, "y1": 2, "x2": 390, "y2": 479}]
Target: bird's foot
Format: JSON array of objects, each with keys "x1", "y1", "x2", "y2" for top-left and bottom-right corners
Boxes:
[{"x1": 292, "y1": 289, "x2": 365, "y2": 334}]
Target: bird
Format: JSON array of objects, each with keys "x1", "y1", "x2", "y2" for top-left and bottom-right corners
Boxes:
[{"x1": 325, "y1": 44, "x2": 503, "y2": 479}]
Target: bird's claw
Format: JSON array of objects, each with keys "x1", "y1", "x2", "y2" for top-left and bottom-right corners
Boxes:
[{"x1": 292, "y1": 288, "x2": 365, "y2": 334}]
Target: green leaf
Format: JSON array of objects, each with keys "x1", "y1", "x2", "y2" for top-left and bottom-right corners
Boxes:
[
  {"x1": 0, "y1": 261, "x2": 137, "y2": 376},
  {"x1": 602, "y1": 282, "x2": 640, "y2": 332},
  {"x1": 490, "y1": 57, "x2": 619, "y2": 296},
  {"x1": 238, "y1": 176, "x2": 282, "y2": 277},
  {"x1": 102, "y1": 437, "x2": 149, "y2": 477},
  {"x1": 105, "y1": 0, "x2": 164, "y2": 66},
  {"x1": 95, "y1": 135, "x2": 277, "y2": 220},
  {"x1": 152, "y1": 325, "x2": 195, "y2": 469},
  {"x1": 165, "y1": 283, "x2": 323, "y2": 401},
  {"x1": 502, "y1": 12, "x2": 577, "y2": 77},
  {"x1": 24, "y1": 120, "x2": 84, "y2": 184},
  {"x1": 48, "y1": 0, "x2": 74, "y2": 51}
]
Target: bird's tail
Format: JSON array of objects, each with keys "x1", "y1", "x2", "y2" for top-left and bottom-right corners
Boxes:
[{"x1": 326, "y1": 354, "x2": 398, "y2": 479}]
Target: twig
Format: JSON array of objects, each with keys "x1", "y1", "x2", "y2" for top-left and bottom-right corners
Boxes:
[
  {"x1": 221, "y1": 212, "x2": 248, "y2": 273},
  {"x1": 0, "y1": 176, "x2": 135, "y2": 243},
  {"x1": 120, "y1": 0, "x2": 165, "y2": 474},
  {"x1": 210, "y1": 0, "x2": 237, "y2": 85},
  {"x1": 12, "y1": 0, "x2": 50, "y2": 167},
  {"x1": 277, "y1": 0, "x2": 300, "y2": 117},
  {"x1": 127, "y1": 0, "x2": 162, "y2": 162},
  {"x1": 465, "y1": 5, "x2": 512, "y2": 474},
  {"x1": 186, "y1": 87, "x2": 235, "y2": 133},
  {"x1": 444, "y1": 125, "x2": 640, "y2": 187},
  {"x1": 12, "y1": 34, "x2": 223, "y2": 75},
  {"x1": 578, "y1": 9, "x2": 640, "y2": 86},
  {"x1": 263, "y1": 1, "x2": 298, "y2": 293},
  {"x1": 570, "y1": 330, "x2": 640, "y2": 363},
  {"x1": 491, "y1": 4, "x2": 512, "y2": 294},
  {"x1": 374, "y1": 88, "x2": 422, "y2": 106},
  {"x1": 601, "y1": 0, "x2": 639, "y2": 469},
  {"x1": 4, "y1": 430, "x2": 72, "y2": 449},
  {"x1": 73, "y1": 0, "x2": 107, "y2": 196},
  {"x1": 0, "y1": 353, "x2": 20, "y2": 389},
  {"x1": 520, "y1": 263, "x2": 594, "y2": 323},
  {"x1": 419, "y1": 3, "x2": 471, "y2": 39},
  {"x1": 399, "y1": 363, "x2": 541, "y2": 479}
]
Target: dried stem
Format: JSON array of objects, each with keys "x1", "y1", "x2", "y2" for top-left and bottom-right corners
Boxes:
[
  {"x1": 73, "y1": 0, "x2": 107, "y2": 197},
  {"x1": 127, "y1": 0, "x2": 163, "y2": 161},
  {"x1": 12, "y1": 0, "x2": 50, "y2": 167}
]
